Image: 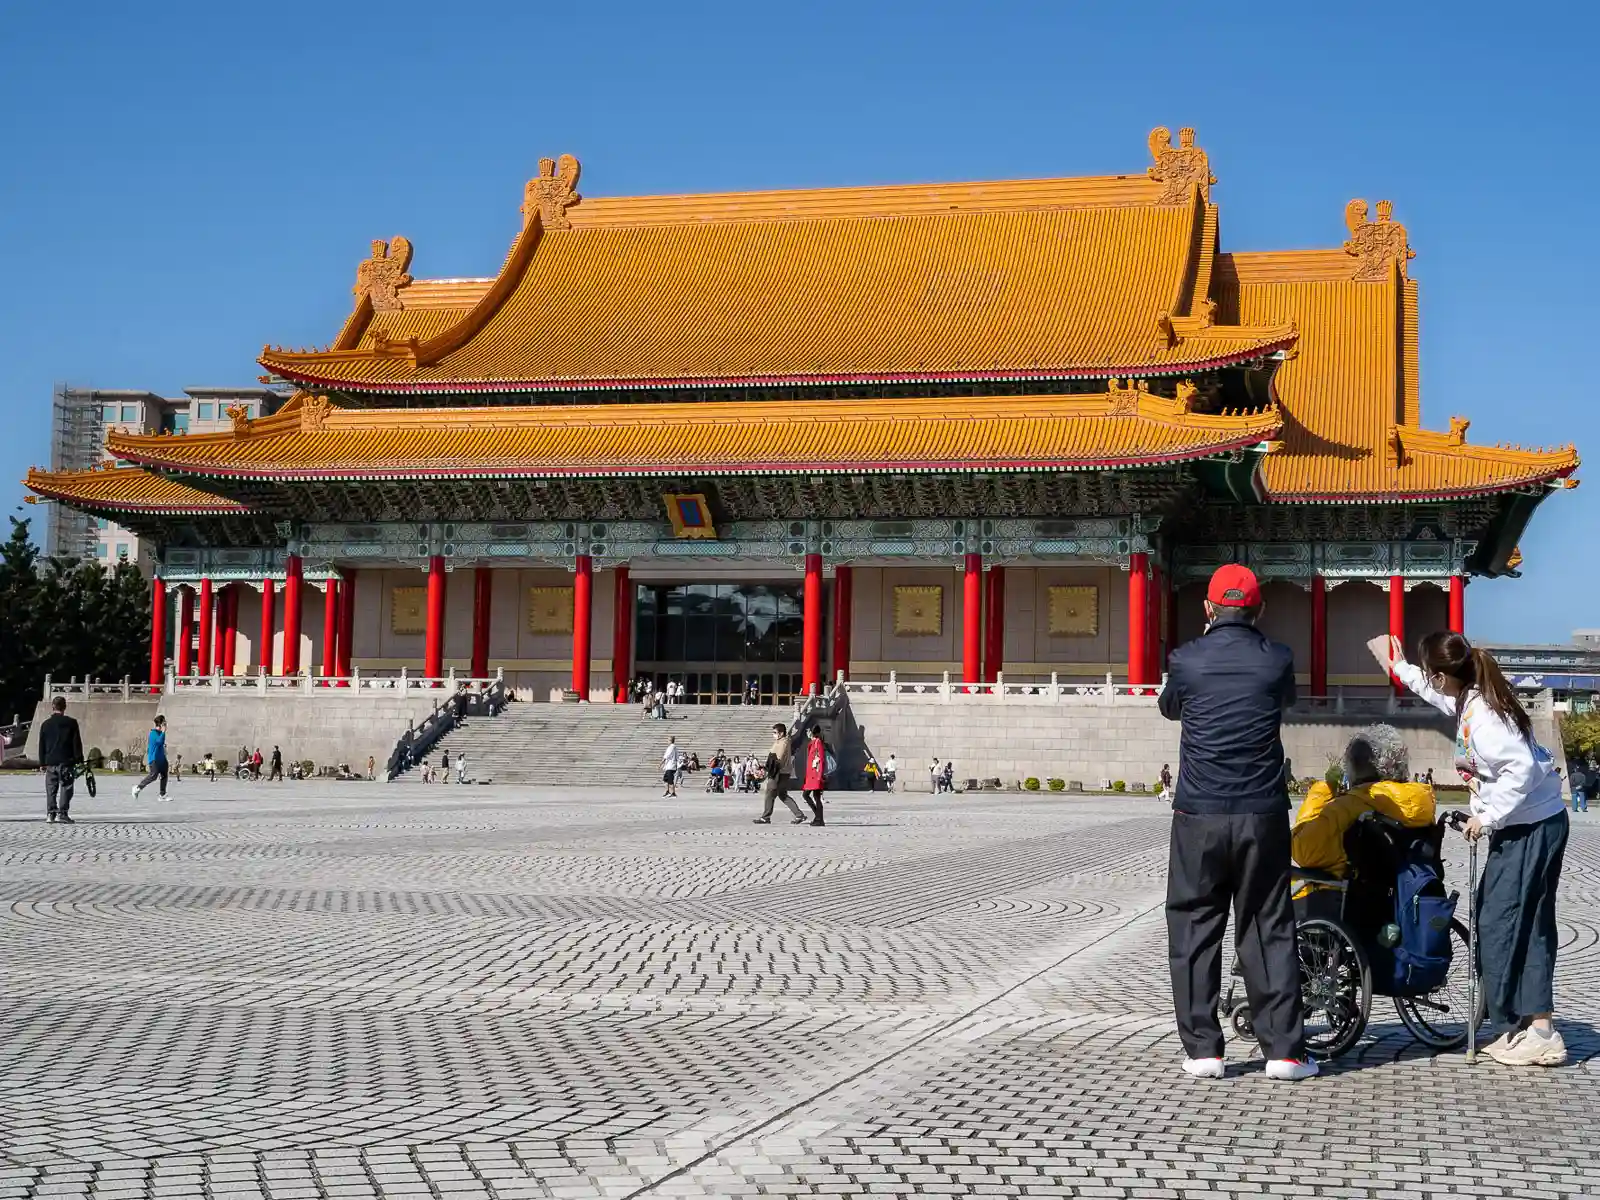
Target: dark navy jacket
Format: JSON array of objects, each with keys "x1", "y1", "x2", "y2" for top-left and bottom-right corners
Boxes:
[{"x1": 1158, "y1": 612, "x2": 1296, "y2": 815}]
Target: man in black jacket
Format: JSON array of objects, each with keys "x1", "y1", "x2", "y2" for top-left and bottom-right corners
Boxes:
[
  {"x1": 1158, "y1": 564, "x2": 1313, "y2": 1081},
  {"x1": 36, "y1": 696, "x2": 85, "y2": 825}
]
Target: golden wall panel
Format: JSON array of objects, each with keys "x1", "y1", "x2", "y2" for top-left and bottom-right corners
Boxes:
[
  {"x1": 1047, "y1": 585, "x2": 1099, "y2": 636},
  {"x1": 893, "y1": 585, "x2": 943, "y2": 636},
  {"x1": 528, "y1": 586, "x2": 574, "y2": 634},
  {"x1": 390, "y1": 587, "x2": 428, "y2": 636}
]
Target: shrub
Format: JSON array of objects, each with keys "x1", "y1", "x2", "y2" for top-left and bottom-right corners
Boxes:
[
  {"x1": 1023, "y1": 777, "x2": 1040, "y2": 791},
  {"x1": 300, "y1": 760, "x2": 315, "y2": 777},
  {"x1": 1112, "y1": 780, "x2": 1127, "y2": 793},
  {"x1": 107, "y1": 748, "x2": 123, "y2": 762},
  {"x1": 87, "y1": 747, "x2": 104, "y2": 769},
  {"x1": 1047, "y1": 778, "x2": 1065, "y2": 791},
  {"x1": 1152, "y1": 781, "x2": 1163, "y2": 794},
  {"x1": 1324, "y1": 755, "x2": 1343, "y2": 792}
]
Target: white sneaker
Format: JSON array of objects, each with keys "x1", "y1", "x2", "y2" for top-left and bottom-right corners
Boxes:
[
  {"x1": 1181, "y1": 1057, "x2": 1225, "y2": 1079},
  {"x1": 1485, "y1": 1027, "x2": 1567, "y2": 1066},
  {"x1": 157, "y1": 794, "x2": 170, "y2": 803},
  {"x1": 130, "y1": 785, "x2": 140, "y2": 800},
  {"x1": 1265, "y1": 1058, "x2": 1320, "y2": 1081}
]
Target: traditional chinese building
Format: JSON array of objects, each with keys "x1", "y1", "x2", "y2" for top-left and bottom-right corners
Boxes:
[{"x1": 25, "y1": 129, "x2": 1579, "y2": 703}]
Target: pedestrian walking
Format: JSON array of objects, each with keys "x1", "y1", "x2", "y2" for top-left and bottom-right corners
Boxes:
[
  {"x1": 37, "y1": 696, "x2": 84, "y2": 824},
  {"x1": 1159, "y1": 564, "x2": 1313, "y2": 1081},
  {"x1": 802, "y1": 725, "x2": 827, "y2": 827},
  {"x1": 367, "y1": 754, "x2": 376, "y2": 781},
  {"x1": 1373, "y1": 629, "x2": 1570, "y2": 1066},
  {"x1": 754, "y1": 723, "x2": 805, "y2": 824},
  {"x1": 661, "y1": 736, "x2": 683, "y2": 797},
  {"x1": 173, "y1": 753, "x2": 183, "y2": 783},
  {"x1": 1568, "y1": 763, "x2": 1588, "y2": 813},
  {"x1": 884, "y1": 753, "x2": 897, "y2": 792},
  {"x1": 929, "y1": 757, "x2": 941, "y2": 793},
  {"x1": 456, "y1": 752, "x2": 468, "y2": 784},
  {"x1": 1159, "y1": 763, "x2": 1173, "y2": 803},
  {"x1": 132, "y1": 714, "x2": 171, "y2": 803},
  {"x1": 269, "y1": 746, "x2": 283, "y2": 781}
]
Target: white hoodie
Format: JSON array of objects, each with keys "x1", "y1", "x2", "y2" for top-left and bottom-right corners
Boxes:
[{"x1": 1394, "y1": 662, "x2": 1565, "y2": 832}]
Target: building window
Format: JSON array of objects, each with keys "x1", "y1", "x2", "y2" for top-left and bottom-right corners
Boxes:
[
  {"x1": 96, "y1": 544, "x2": 108, "y2": 558},
  {"x1": 101, "y1": 404, "x2": 118, "y2": 421},
  {"x1": 172, "y1": 412, "x2": 190, "y2": 432},
  {"x1": 120, "y1": 405, "x2": 138, "y2": 422},
  {"x1": 197, "y1": 403, "x2": 213, "y2": 419}
]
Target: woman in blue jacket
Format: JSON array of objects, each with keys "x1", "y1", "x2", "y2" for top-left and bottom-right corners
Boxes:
[{"x1": 132, "y1": 714, "x2": 171, "y2": 803}]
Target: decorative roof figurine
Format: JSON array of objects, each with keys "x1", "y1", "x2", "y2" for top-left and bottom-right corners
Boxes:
[
  {"x1": 1147, "y1": 127, "x2": 1215, "y2": 204},
  {"x1": 522, "y1": 154, "x2": 582, "y2": 230},
  {"x1": 354, "y1": 237, "x2": 414, "y2": 312},
  {"x1": 1344, "y1": 200, "x2": 1414, "y2": 282}
]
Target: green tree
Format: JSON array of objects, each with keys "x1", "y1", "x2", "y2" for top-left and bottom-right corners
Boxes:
[
  {"x1": 1561, "y1": 712, "x2": 1600, "y2": 765},
  {"x1": 0, "y1": 516, "x2": 152, "y2": 723}
]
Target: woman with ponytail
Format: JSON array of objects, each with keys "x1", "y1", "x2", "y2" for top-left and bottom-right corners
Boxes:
[{"x1": 1369, "y1": 630, "x2": 1568, "y2": 1066}]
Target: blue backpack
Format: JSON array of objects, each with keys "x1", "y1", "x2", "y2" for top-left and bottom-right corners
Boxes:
[
  {"x1": 1347, "y1": 813, "x2": 1457, "y2": 997},
  {"x1": 1386, "y1": 858, "x2": 1457, "y2": 996}
]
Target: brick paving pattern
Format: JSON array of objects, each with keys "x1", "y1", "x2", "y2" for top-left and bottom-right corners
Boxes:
[{"x1": 0, "y1": 777, "x2": 1595, "y2": 1198}]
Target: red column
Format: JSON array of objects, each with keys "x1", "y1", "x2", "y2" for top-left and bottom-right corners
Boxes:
[
  {"x1": 149, "y1": 577, "x2": 167, "y2": 692},
  {"x1": 1388, "y1": 575, "x2": 1405, "y2": 695},
  {"x1": 611, "y1": 565, "x2": 632, "y2": 701},
  {"x1": 1128, "y1": 552, "x2": 1150, "y2": 685},
  {"x1": 259, "y1": 579, "x2": 276, "y2": 675},
  {"x1": 572, "y1": 555, "x2": 593, "y2": 699},
  {"x1": 471, "y1": 566, "x2": 492, "y2": 679},
  {"x1": 337, "y1": 570, "x2": 356, "y2": 681},
  {"x1": 983, "y1": 566, "x2": 1005, "y2": 682},
  {"x1": 282, "y1": 557, "x2": 303, "y2": 675},
  {"x1": 196, "y1": 578, "x2": 214, "y2": 675},
  {"x1": 321, "y1": 580, "x2": 340, "y2": 680},
  {"x1": 802, "y1": 553, "x2": 823, "y2": 695},
  {"x1": 962, "y1": 553, "x2": 983, "y2": 687},
  {"x1": 222, "y1": 586, "x2": 239, "y2": 677},
  {"x1": 831, "y1": 564, "x2": 853, "y2": 683},
  {"x1": 424, "y1": 555, "x2": 446, "y2": 680},
  {"x1": 176, "y1": 587, "x2": 193, "y2": 677},
  {"x1": 1147, "y1": 563, "x2": 1163, "y2": 679},
  {"x1": 1310, "y1": 574, "x2": 1328, "y2": 697},
  {"x1": 1449, "y1": 575, "x2": 1466, "y2": 634}
]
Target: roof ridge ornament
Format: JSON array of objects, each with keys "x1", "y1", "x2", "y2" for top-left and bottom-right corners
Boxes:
[
  {"x1": 353, "y1": 237, "x2": 414, "y2": 312},
  {"x1": 1448, "y1": 416, "x2": 1470, "y2": 446},
  {"x1": 300, "y1": 395, "x2": 333, "y2": 434},
  {"x1": 522, "y1": 154, "x2": 582, "y2": 230},
  {"x1": 1105, "y1": 377, "x2": 1148, "y2": 416},
  {"x1": 225, "y1": 404, "x2": 253, "y2": 437},
  {"x1": 1344, "y1": 200, "x2": 1414, "y2": 282},
  {"x1": 1147, "y1": 126, "x2": 1215, "y2": 204}
]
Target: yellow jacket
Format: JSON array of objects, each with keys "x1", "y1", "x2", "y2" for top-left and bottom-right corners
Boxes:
[{"x1": 1291, "y1": 780, "x2": 1437, "y2": 876}]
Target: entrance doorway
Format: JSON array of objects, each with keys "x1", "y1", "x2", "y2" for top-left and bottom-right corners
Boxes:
[{"x1": 633, "y1": 582, "x2": 804, "y2": 705}]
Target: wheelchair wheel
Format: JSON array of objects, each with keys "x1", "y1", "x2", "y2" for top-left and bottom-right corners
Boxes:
[
  {"x1": 1394, "y1": 919, "x2": 1485, "y2": 1050},
  {"x1": 1298, "y1": 917, "x2": 1371, "y2": 1058}
]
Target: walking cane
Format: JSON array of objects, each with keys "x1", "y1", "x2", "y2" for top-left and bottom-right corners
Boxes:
[{"x1": 1465, "y1": 827, "x2": 1480, "y2": 1064}]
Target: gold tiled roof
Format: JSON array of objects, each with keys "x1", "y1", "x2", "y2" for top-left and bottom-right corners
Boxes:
[
  {"x1": 103, "y1": 388, "x2": 1279, "y2": 479},
  {"x1": 23, "y1": 466, "x2": 251, "y2": 513},
  {"x1": 1220, "y1": 251, "x2": 1578, "y2": 501},
  {"x1": 262, "y1": 173, "x2": 1294, "y2": 392}
]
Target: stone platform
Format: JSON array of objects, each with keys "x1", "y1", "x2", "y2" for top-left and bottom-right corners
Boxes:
[{"x1": 0, "y1": 778, "x2": 1595, "y2": 1198}]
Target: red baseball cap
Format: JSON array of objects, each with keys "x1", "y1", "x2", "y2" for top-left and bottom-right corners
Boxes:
[{"x1": 1207, "y1": 564, "x2": 1262, "y2": 607}]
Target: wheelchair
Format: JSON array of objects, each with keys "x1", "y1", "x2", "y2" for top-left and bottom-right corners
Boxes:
[{"x1": 1224, "y1": 811, "x2": 1483, "y2": 1059}]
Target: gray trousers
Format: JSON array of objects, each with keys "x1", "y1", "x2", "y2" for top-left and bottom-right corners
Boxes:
[
  {"x1": 761, "y1": 775, "x2": 802, "y2": 819},
  {"x1": 1479, "y1": 810, "x2": 1568, "y2": 1036},
  {"x1": 45, "y1": 765, "x2": 74, "y2": 816}
]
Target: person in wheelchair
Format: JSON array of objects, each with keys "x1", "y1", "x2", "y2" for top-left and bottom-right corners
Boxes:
[{"x1": 1291, "y1": 725, "x2": 1435, "y2": 921}]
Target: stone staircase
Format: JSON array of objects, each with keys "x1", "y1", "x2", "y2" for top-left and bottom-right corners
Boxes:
[{"x1": 429, "y1": 702, "x2": 790, "y2": 787}]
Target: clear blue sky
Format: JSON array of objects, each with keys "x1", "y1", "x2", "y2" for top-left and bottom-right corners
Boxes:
[{"x1": 1, "y1": 1, "x2": 1594, "y2": 642}]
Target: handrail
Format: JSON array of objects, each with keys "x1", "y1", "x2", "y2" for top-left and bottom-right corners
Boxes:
[
  {"x1": 383, "y1": 675, "x2": 509, "y2": 782},
  {"x1": 44, "y1": 669, "x2": 507, "y2": 701},
  {"x1": 834, "y1": 670, "x2": 1165, "y2": 704}
]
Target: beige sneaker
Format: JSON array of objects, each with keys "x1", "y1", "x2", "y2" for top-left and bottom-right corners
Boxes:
[{"x1": 1484, "y1": 1027, "x2": 1568, "y2": 1066}]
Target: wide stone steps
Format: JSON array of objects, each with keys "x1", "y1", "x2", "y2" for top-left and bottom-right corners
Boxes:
[{"x1": 427, "y1": 703, "x2": 786, "y2": 786}]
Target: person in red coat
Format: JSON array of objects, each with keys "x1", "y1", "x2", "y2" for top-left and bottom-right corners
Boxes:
[{"x1": 802, "y1": 725, "x2": 827, "y2": 827}]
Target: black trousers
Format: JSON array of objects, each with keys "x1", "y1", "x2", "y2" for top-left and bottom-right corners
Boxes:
[
  {"x1": 1167, "y1": 809, "x2": 1305, "y2": 1061},
  {"x1": 803, "y1": 789, "x2": 825, "y2": 823},
  {"x1": 45, "y1": 765, "x2": 74, "y2": 817}
]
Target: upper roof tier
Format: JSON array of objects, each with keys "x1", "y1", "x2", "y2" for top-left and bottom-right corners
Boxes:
[{"x1": 259, "y1": 131, "x2": 1297, "y2": 394}]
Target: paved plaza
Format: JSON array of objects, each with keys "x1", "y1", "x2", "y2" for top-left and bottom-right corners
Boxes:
[{"x1": 0, "y1": 777, "x2": 1596, "y2": 1199}]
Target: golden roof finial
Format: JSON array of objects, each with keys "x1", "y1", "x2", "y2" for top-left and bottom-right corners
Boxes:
[
  {"x1": 1447, "y1": 416, "x2": 1470, "y2": 446},
  {"x1": 1147, "y1": 126, "x2": 1215, "y2": 204},
  {"x1": 353, "y1": 237, "x2": 414, "y2": 312},
  {"x1": 522, "y1": 154, "x2": 582, "y2": 230},
  {"x1": 1344, "y1": 200, "x2": 1414, "y2": 282},
  {"x1": 225, "y1": 403, "x2": 252, "y2": 437}
]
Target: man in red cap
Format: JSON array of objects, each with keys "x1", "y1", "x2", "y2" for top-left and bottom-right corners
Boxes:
[{"x1": 1158, "y1": 563, "x2": 1314, "y2": 1080}]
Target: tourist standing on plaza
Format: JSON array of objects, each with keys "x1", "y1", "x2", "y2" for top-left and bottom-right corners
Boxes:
[
  {"x1": 37, "y1": 696, "x2": 84, "y2": 825},
  {"x1": 456, "y1": 752, "x2": 468, "y2": 784},
  {"x1": 269, "y1": 746, "x2": 283, "y2": 781},
  {"x1": 1372, "y1": 630, "x2": 1569, "y2": 1066},
  {"x1": 132, "y1": 715, "x2": 171, "y2": 803},
  {"x1": 754, "y1": 723, "x2": 805, "y2": 825},
  {"x1": 802, "y1": 726, "x2": 827, "y2": 827},
  {"x1": 661, "y1": 736, "x2": 683, "y2": 797},
  {"x1": 884, "y1": 754, "x2": 897, "y2": 792},
  {"x1": 1159, "y1": 564, "x2": 1312, "y2": 1081}
]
